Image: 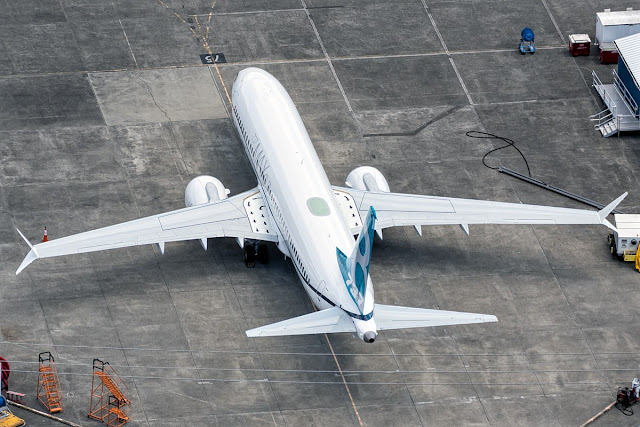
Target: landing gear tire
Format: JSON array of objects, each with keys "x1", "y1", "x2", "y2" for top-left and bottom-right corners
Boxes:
[
  {"x1": 244, "y1": 245, "x2": 256, "y2": 268},
  {"x1": 257, "y1": 243, "x2": 269, "y2": 264}
]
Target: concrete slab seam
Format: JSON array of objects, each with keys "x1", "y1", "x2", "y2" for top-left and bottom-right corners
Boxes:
[
  {"x1": 387, "y1": 342, "x2": 426, "y2": 427},
  {"x1": 300, "y1": 0, "x2": 353, "y2": 112},
  {"x1": 420, "y1": 0, "x2": 474, "y2": 106},
  {"x1": 118, "y1": 19, "x2": 139, "y2": 69},
  {"x1": 539, "y1": 0, "x2": 600, "y2": 108},
  {"x1": 191, "y1": 8, "x2": 307, "y2": 18},
  {"x1": 539, "y1": 0, "x2": 566, "y2": 44},
  {"x1": 86, "y1": 73, "x2": 109, "y2": 126},
  {"x1": 322, "y1": 331, "x2": 364, "y2": 427}
]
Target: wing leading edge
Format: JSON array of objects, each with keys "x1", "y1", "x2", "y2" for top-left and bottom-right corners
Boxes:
[
  {"x1": 334, "y1": 186, "x2": 627, "y2": 234},
  {"x1": 16, "y1": 188, "x2": 277, "y2": 274}
]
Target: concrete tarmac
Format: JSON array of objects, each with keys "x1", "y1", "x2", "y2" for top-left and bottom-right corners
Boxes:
[{"x1": 1, "y1": 0, "x2": 639, "y2": 426}]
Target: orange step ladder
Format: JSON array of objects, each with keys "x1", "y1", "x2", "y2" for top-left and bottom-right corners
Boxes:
[
  {"x1": 88, "y1": 359, "x2": 130, "y2": 426},
  {"x1": 105, "y1": 397, "x2": 129, "y2": 427},
  {"x1": 36, "y1": 352, "x2": 62, "y2": 413}
]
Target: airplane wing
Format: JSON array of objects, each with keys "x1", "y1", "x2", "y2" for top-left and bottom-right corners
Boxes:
[
  {"x1": 334, "y1": 186, "x2": 627, "y2": 235},
  {"x1": 16, "y1": 188, "x2": 278, "y2": 274}
]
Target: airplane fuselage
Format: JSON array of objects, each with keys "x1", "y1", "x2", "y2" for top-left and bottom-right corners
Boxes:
[{"x1": 231, "y1": 68, "x2": 377, "y2": 341}]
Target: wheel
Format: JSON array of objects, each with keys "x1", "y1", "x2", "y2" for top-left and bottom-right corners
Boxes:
[
  {"x1": 243, "y1": 245, "x2": 255, "y2": 268},
  {"x1": 257, "y1": 243, "x2": 269, "y2": 264}
]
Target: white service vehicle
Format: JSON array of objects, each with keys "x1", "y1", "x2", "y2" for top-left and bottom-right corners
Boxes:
[{"x1": 609, "y1": 214, "x2": 640, "y2": 260}]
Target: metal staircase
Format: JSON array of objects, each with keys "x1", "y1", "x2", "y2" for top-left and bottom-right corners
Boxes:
[
  {"x1": 36, "y1": 352, "x2": 63, "y2": 413},
  {"x1": 88, "y1": 359, "x2": 130, "y2": 426},
  {"x1": 598, "y1": 119, "x2": 619, "y2": 137},
  {"x1": 592, "y1": 70, "x2": 640, "y2": 137},
  {"x1": 95, "y1": 372, "x2": 130, "y2": 404},
  {"x1": 590, "y1": 109, "x2": 618, "y2": 137}
]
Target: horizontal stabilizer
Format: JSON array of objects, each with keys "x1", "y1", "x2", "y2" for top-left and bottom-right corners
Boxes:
[
  {"x1": 374, "y1": 304, "x2": 497, "y2": 330},
  {"x1": 246, "y1": 307, "x2": 355, "y2": 337}
]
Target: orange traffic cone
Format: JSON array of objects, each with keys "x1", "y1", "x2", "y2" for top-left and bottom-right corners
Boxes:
[{"x1": 42, "y1": 227, "x2": 48, "y2": 242}]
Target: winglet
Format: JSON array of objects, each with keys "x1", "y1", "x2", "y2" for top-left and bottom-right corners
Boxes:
[
  {"x1": 16, "y1": 228, "x2": 35, "y2": 251},
  {"x1": 16, "y1": 229, "x2": 39, "y2": 275},
  {"x1": 16, "y1": 249, "x2": 38, "y2": 275},
  {"x1": 598, "y1": 192, "x2": 627, "y2": 231}
]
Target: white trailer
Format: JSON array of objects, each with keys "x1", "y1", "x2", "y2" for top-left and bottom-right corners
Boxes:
[
  {"x1": 596, "y1": 9, "x2": 640, "y2": 45},
  {"x1": 608, "y1": 214, "x2": 640, "y2": 260}
]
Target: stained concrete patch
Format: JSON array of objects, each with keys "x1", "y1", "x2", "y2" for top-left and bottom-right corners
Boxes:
[
  {"x1": 0, "y1": 74, "x2": 104, "y2": 130},
  {"x1": 89, "y1": 66, "x2": 227, "y2": 125}
]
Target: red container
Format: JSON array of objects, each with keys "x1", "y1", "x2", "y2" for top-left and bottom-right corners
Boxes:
[
  {"x1": 569, "y1": 34, "x2": 591, "y2": 56},
  {"x1": 600, "y1": 48, "x2": 619, "y2": 64}
]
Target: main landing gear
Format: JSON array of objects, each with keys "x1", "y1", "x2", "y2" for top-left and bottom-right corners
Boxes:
[{"x1": 244, "y1": 243, "x2": 269, "y2": 268}]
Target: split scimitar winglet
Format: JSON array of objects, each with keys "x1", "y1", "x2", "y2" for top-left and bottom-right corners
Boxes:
[
  {"x1": 16, "y1": 228, "x2": 40, "y2": 275},
  {"x1": 598, "y1": 192, "x2": 627, "y2": 232}
]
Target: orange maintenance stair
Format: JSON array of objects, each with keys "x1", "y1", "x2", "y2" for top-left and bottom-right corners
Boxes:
[
  {"x1": 105, "y1": 397, "x2": 130, "y2": 427},
  {"x1": 89, "y1": 359, "x2": 130, "y2": 426},
  {"x1": 95, "y1": 372, "x2": 130, "y2": 405},
  {"x1": 36, "y1": 352, "x2": 62, "y2": 413}
]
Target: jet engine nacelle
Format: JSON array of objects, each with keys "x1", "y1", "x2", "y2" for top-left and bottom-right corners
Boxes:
[
  {"x1": 345, "y1": 166, "x2": 390, "y2": 193},
  {"x1": 185, "y1": 175, "x2": 230, "y2": 208}
]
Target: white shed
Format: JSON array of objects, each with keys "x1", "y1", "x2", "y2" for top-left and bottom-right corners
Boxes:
[{"x1": 596, "y1": 9, "x2": 640, "y2": 45}]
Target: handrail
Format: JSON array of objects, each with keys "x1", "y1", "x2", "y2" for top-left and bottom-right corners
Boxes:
[
  {"x1": 612, "y1": 69, "x2": 639, "y2": 116},
  {"x1": 589, "y1": 108, "x2": 610, "y2": 120},
  {"x1": 592, "y1": 112, "x2": 613, "y2": 129},
  {"x1": 592, "y1": 71, "x2": 618, "y2": 114},
  {"x1": 592, "y1": 70, "x2": 603, "y2": 87}
]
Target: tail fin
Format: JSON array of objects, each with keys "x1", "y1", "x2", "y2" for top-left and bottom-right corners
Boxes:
[{"x1": 337, "y1": 206, "x2": 376, "y2": 314}]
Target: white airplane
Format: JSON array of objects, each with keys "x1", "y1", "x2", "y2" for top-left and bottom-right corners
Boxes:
[{"x1": 16, "y1": 68, "x2": 627, "y2": 343}]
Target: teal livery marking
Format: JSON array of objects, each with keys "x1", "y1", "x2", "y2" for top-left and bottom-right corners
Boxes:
[{"x1": 337, "y1": 206, "x2": 377, "y2": 315}]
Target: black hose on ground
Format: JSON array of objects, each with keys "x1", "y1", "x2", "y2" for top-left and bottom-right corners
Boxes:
[{"x1": 466, "y1": 130, "x2": 532, "y2": 177}]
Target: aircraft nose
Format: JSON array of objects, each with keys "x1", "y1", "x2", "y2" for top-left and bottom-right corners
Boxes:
[{"x1": 363, "y1": 331, "x2": 377, "y2": 343}]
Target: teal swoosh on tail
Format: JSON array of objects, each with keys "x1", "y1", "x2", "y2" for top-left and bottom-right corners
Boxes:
[{"x1": 337, "y1": 206, "x2": 377, "y2": 314}]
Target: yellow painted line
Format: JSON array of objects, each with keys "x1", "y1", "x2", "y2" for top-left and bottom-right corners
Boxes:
[
  {"x1": 323, "y1": 333, "x2": 364, "y2": 427},
  {"x1": 206, "y1": 0, "x2": 218, "y2": 40},
  {"x1": 153, "y1": 0, "x2": 231, "y2": 104},
  {"x1": 311, "y1": 302, "x2": 364, "y2": 427},
  {"x1": 194, "y1": 12, "x2": 232, "y2": 104}
]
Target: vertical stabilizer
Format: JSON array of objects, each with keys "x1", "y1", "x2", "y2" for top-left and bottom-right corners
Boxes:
[{"x1": 337, "y1": 206, "x2": 376, "y2": 313}]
